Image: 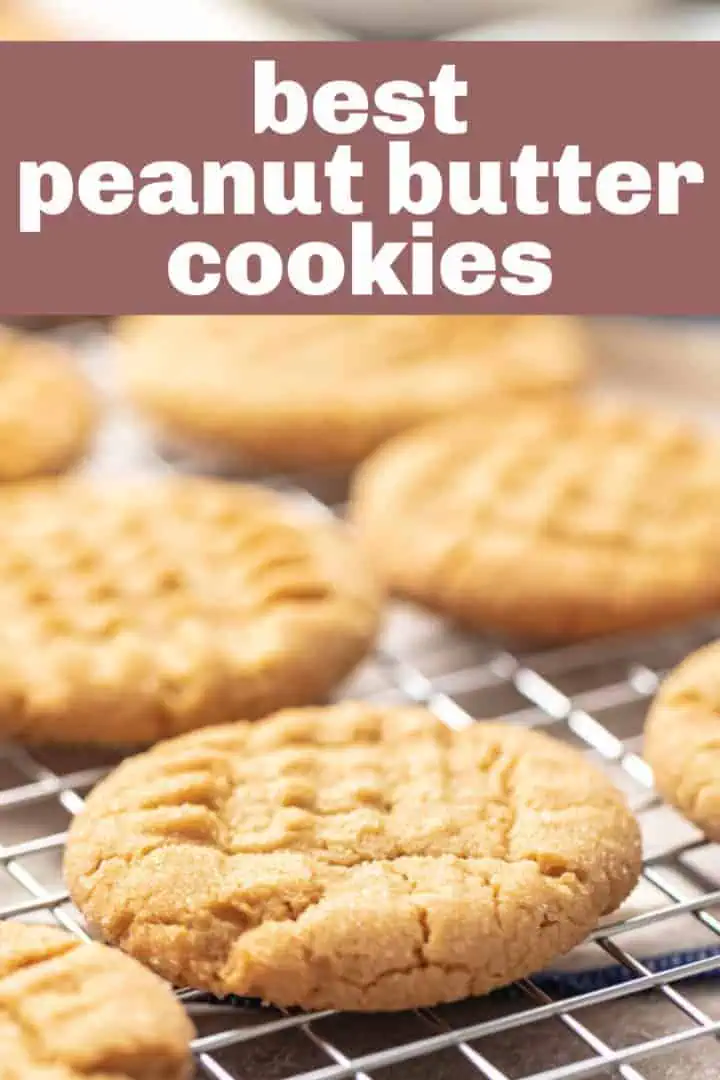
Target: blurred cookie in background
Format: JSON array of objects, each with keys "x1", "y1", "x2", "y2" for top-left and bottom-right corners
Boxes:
[
  {"x1": 0, "y1": 330, "x2": 95, "y2": 480},
  {"x1": 351, "y1": 398, "x2": 720, "y2": 643},
  {"x1": 116, "y1": 315, "x2": 589, "y2": 472},
  {"x1": 0, "y1": 477, "x2": 381, "y2": 744},
  {"x1": 645, "y1": 640, "x2": 720, "y2": 841}
]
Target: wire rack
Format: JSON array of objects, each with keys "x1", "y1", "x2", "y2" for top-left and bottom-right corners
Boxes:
[{"x1": 0, "y1": 332, "x2": 718, "y2": 1080}]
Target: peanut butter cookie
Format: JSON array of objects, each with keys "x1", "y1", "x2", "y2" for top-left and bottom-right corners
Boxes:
[
  {"x1": 0, "y1": 478, "x2": 380, "y2": 744},
  {"x1": 350, "y1": 400, "x2": 720, "y2": 643},
  {"x1": 117, "y1": 316, "x2": 588, "y2": 471},
  {"x1": 0, "y1": 921, "x2": 193, "y2": 1080},
  {"x1": 64, "y1": 704, "x2": 641, "y2": 1012},
  {"x1": 0, "y1": 332, "x2": 94, "y2": 480},
  {"x1": 645, "y1": 641, "x2": 720, "y2": 841}
]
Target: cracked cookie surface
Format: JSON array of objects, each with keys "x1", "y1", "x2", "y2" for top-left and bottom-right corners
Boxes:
[
  {"x1": 116, "y1": 316, "x2": 587, "y2": 470},
  {"x1": 64, "y1": 704, "x2": 641, "y2": 1011},
  {"x1": 0, "y1": 332, "x2": 94, "y2": 480},
  {"x1": 0, "y1": 478, "x2": 380, "y2": 744},
  {"x1": 0, "y1": 921, "x2": 193, "y2": 1080},
  {"x1": 645, "y1": 641, "x2": 720, "y2": 841},
  {"x1": 350, "y1": 400, "x2": 720, "y2": 643}
]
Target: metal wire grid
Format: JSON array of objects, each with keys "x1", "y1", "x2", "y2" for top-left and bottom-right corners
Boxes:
[{"x1": 0, "y1": 363, "x2": 718, "y2": 1080}]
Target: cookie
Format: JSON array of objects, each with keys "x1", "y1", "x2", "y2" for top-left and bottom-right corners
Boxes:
[
  {"x1": 0, "y1": 478, "x2": 380, "y2": 744},
  {"x1": 644, "y1": 641, "x2": 720, "y2": 840},
  {"x1": 350, "y1": 399, "x2": 720, "y2": 643},
  {"x1": 116, "y1": 316, "x2": 588, "y2": 471},
  {"x1": 64, "y1": 703, "x2": 641, "y2": 1012},
  {"x1": 0, "y1": 921, "x2": 193, "y2": 1080},
  {"x1": 0, "y1": 331, "x2": 95, "y2": 480}
]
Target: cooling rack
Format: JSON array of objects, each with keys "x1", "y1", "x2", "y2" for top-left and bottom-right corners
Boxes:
[{"x1": 0, "y1": 335, "x2": 718, "y2": 1080}]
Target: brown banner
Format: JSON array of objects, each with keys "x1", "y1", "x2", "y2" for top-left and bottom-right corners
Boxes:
[{"x1": 0, "y1": 42, "x2": 716, "y2": 314}]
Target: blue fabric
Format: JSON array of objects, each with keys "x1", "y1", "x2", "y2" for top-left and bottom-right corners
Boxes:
[
  {"x1": 536, "y1": 947, "x2": 720, "y2": 996},
  {"x1": 196, "y1": 947, "x2": 720, "y2": 1010},
  {"x1": 191, "y1": 949, "x2": 720, "y2": 1009}
]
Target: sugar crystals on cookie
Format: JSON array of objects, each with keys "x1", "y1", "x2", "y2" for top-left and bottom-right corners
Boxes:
[{"x1": 64, "y1": 703, "x2": 641, "y2": 1011}]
